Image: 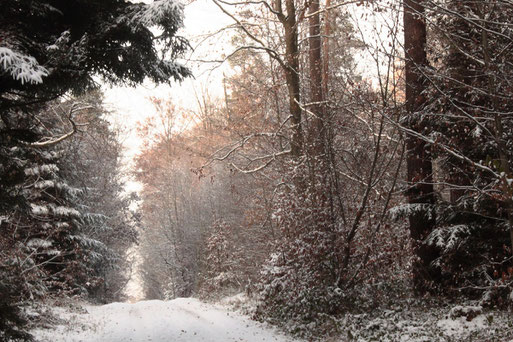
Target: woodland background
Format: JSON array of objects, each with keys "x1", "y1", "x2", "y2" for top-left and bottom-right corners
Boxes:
[{"x1": 1, "y1": 0, "x2": 513, "y2": 341}]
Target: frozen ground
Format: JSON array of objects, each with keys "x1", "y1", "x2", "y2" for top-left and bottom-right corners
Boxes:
[
  {"x1": 32, "y1": 298, "x2": 296, "y2": 342},
  {"x1": 338, "y1": 302, "x2": 513, "y2": 342},
  {"x1": 30, "y1": 297, "x2": 513, "y2": 342}
]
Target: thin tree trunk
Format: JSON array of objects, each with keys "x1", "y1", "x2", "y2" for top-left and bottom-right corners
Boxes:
[
  {"x1": 321, "y1": 0, "x2": 331, "y2": 99},
  {"x1": 283, "y1": 0, "x2": 303, "y2": 157},
  {"x1": 308, "y1": 0, "x2": 325, "y2": 154},
  {"x1": 403, "y1": 0, "x2": 439, "y2": 294}
]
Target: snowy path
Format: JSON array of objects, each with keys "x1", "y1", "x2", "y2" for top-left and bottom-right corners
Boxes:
[{"x1": 33, "y1": 298, "x2": 297, "y2": 342}]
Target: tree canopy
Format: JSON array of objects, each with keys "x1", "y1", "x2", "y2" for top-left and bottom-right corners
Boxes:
[{"x1": 0, "y1": 0, "x2": 190, "y2": 112}]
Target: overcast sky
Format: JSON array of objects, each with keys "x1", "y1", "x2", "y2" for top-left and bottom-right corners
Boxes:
[{"x1": 103, "y1": 0, "x2": 233, "y2": 159}]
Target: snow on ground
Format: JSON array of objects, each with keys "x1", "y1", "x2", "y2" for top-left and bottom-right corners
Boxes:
[
  {"x1": 342, "y1": 303, "x2": 513, "y2": 342},
  {"x1": 30, "y1": 297, "x2": 513, "y2": 342},
  {"x1": 32, "y1": 298, "x2": 297, "y2": 342}
]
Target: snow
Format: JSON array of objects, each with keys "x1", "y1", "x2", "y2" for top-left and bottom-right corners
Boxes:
[
  {"x1": 437, "y1": 314, "x2": 488, "y2": 337},
  {"x1": 426, "y1": 225, "x2": 470, "y2": 251},
  {"x1": 25, "y1": 164, "x2": 59, "y2": 176},
  {"x1": 338, "y1": 304, "x2": 512, "y2": 342},
  {"x1": 138, "y1": 0, "x2": 184, "y2": 27},
  {"x1": 27, "y1": 238, "x2": 53, "y2": 249},
  {"x1": 32, "y1": 298, "x2": 297, "y2": 342},
  {"x1": 0, "y1": 47, "x2": 49, "y2": 84},
  {"x1": 448, "y1": 305, "x2": 482, "y2": 319},
  {"x1": 51, "y1": 205, "x2": 80, "y2": 217},
  {"x1": 31, "y1": 204, "x2": 50, "y2": 215}
]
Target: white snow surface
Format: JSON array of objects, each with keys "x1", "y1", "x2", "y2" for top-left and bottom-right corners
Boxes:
[
  {"x1": 436, "y1": 314, "x2": 488, "y2": 337},
  {"x1": 33, "y1": 298, "x2": 297, "y2": 342}
]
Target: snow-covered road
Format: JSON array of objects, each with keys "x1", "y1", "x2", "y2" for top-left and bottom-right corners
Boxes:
[{"x1": 33, "y1": 298, "x2": 296, "y2": 342}]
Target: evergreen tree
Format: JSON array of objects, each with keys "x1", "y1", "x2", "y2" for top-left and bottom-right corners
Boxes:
[
  {"x1": 421, "y1": 0, "x2": 513, "y2": 302},
  {"x1": 57, "y1": 93, "x2": 138, "y2": 302},
  {"x1": 0, "y1": 0, "x2": 190, "y2": 339},
  {"x1": 0, "y1": 0, "x2": 189, "y2": 109}
]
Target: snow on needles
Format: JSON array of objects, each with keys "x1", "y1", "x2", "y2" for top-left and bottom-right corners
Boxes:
[
  {"x1": 0, "y1": 47, "x2": 49, "y2": 84},
  {"x1": 138, "y1": 0, "x2": 185, "y2": 28}
]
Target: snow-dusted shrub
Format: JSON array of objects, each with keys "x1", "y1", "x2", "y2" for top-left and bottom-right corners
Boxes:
[
  {"x1": 0, "y1": 262, "x2": 35, "y2": 342},
  {"x1": 199, "y1": 220, "x2": 242, "y2": 299},
  {"x1": 338, "y1": 300, "x2": 513, "y2": 342},
  {"x1": 254, "y1": 159, "x2": 411, "y2": 338}
]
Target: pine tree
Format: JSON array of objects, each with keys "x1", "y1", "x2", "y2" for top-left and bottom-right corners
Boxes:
[
  {"x1": 0, "y1": 0, "x2": 189, "y2": 108},
  {"x1": 422, "y1": 0, "x2": 513, "y2": 302},
  {"x1": 57, "y1": 93, "x2": 138, "y2": 302},
  {"x1": 0, "y1": 0, "x2": 190, "y2": 338}
]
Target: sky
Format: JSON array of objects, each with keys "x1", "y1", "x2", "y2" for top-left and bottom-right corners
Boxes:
[
  {"x1": 103, "y1": 0, "x2": 233, "y2": 299},
  {"x1": 103, "y1": 0, "x2": 233, "y2": 159}
]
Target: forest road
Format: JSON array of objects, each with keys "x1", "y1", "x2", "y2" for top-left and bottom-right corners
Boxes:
[{"x1": 32, "y1": 297, "x2": 297, "y2": 342}]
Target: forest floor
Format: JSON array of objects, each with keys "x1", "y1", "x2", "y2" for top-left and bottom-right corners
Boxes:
[
  {"x1": 29, "y1": 296, "x2": 513, "y2": 342},
  {"x1": 30, "y1": 297, "x2": 295, "y2": 342}
]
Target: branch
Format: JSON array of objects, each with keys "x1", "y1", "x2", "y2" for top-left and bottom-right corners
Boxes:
[
  {"x1": 29, "y1": 103, "x2": 93, "y2": 148},
  {"x1": 211, "y1": 0, "x2": 287, "y2": 69},
  {"x1": 201, "y1": 113, "x2": 293, "y2": 171},
  {"x1": 388, "y1": 116, "x2": 500, "y2": 179}
]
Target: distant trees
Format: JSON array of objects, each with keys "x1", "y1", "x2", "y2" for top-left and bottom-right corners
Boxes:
[
  {"x1": 0, "y1": 0, "x2": 189, "y2": 340},
  {"x1": 200, "y1": 220, "x2": 242, "y2": 297},
  {"x1": 134, "y1": 98, "x2": 268, "y2": 299}
]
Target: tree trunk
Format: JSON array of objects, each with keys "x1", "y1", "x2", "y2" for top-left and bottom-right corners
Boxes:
[
  {"x1": 308, "y1": 0, "x2": 325, "y2": 154},
  {"x1": 283, "y1": 0, "x2": 303, "y2": 157},
  {"x1": 321, "y1": 0, "x2": 331, "y2": 99},
  {"x1": 403, "y1": 0, "x2": 439, "y2": 294}
]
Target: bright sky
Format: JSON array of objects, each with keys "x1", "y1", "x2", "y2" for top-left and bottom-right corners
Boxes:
[
  {"x1": 103, "y1": 0, "x2": 234, "y2": 299},
  {"x1": 103, "y1": 0, "x2": 232, "y2": 158}
]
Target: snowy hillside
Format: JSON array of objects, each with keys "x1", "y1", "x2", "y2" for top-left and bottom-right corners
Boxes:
[{"x1": 32, "y1": 298, "x2": 296, "y2": 342}]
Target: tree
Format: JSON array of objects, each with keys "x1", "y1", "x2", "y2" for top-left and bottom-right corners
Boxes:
[
  {"x1": 58, "y1": 92, "x2": 138, "y2": 302},
  {"x1": 206, "y1": 2, "x2": 410, "y2": 335},
  {"x1": 403, "y1": 0, "x2": 439, "y2": 294},
  {"x1": 417, "y1": 0, "x2": 513, "y2": 302},
  {"x1": 212, "y1": 0, "x2": 304, "y2": 158},
  {"x1": 200, "y1": 220, "x2": 242, "y2": 298},
  {"x1": 0, "y1": 0, "x2": 189, "y2": 110},
  {"x1": 0, "y1": 0, "x2": 190, "y2": 338}
]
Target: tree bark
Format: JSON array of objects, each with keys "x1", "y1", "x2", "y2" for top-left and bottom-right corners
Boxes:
[
  {"x1": 283, "y1": 0, "x2": 303, "y2": 157},
  {"x1": 403, "y1": 0, "x2": 439, "y2": 294},
  {"x1": 308, "y1": 0, "x2": 325, "y2": 154},
  {"x1": 321, "y1": 0, "x2": 331, "y2": 99}
]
